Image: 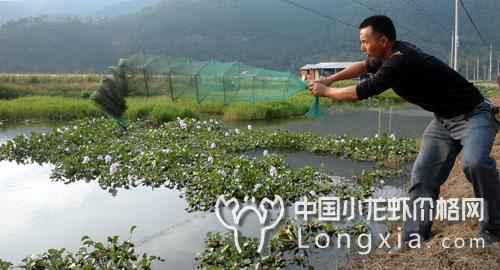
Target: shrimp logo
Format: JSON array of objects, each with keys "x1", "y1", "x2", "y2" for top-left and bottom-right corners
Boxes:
[{"x1": 215, "y1": 195, "x2": 285, "y2": 253}]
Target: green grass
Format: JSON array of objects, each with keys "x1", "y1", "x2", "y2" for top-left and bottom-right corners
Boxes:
[
  {"x1": 0, "y1": 96, "x2": 201, "y2": 123},
  {"x1": 474, "y1": 82, "x2": 498, "y2": 98},
  {"x1": 0, "y1": 74, "x2": 102, "y2": 84},
  {"x1": 222, "y1": 101, "x2": 308, "y2": 121},
  {"x1": 0, "y1": 74, "x2": 103, "y2": 98},
  {"x1": 126, "y1": 97, "x2": 201, "y2": 125},
  {"x1": 0, "y1": 89, "x2": 412, "y2": 123},
  {"x1": 0, "y1": 96, "x2": 309, "y2": 123},
  {"x1": 0, "y1": 75, "x2": 437, "y2": 123},
  {"x1": 0, "y1": 96, "x2": 102, "y2": 121}
]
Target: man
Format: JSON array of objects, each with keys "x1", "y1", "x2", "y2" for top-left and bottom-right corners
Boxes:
[{"x1": 309, "y1": 15, "x2": 500, "y2": 247}]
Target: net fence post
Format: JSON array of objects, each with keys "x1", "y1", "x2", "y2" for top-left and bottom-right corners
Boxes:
[
  {"x1": 194, "y1": 74, "x2": 200, "y2": 104},
  {"x1": 142, "y1": 68, "x2": 150, "y2": 98},
  {"x1": 168, "y1": 71, "x2": 175, "y2": 102}
]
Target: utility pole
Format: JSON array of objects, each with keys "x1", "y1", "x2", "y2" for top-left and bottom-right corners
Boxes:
[
  {"x1": 477, "y1": 57, "x2": 480, "y2": 81},
  {"x1": 450, "y1": 30, "x2": 454, "y2": 68},
  {"x1": 453, "y1": 0, "x2": 459, "y2": 71},
  {"x1": 473, "y1": 60, "x2": 476, "y2": 80},
  {"x1": 497, "y1": 58, "x2": 499, "y2": 75},
  {"x1": 466, "y1": 60, "x2": 469, "y2": 80},
  {"x1": 489, "y1": 44, "x2": 493, "y2": 80}
]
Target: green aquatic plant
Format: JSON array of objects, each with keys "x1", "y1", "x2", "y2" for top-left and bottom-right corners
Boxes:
[
  {"x1": 0, "y1": 260, "x2": 13, "y2": 270},
  {"x1": 0, "y1": 118, "x2": 416, "y2": 211},
  {"x1": 0, "y1": 118, "x2": 414, "y2": 269},
  {"x1": 195, "y1": 219, "x2": 369, "y2": 269},
  {"x1": 0, "y1": 227, "x2": 162, "y2": 270}
]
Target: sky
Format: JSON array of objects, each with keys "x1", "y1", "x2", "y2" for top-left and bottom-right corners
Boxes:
[{"x1": 2, "y1": 0, "x2": 135, "y2": 15}]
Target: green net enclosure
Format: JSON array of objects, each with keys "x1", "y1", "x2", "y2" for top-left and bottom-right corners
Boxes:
[
  {"x1": 116, "y1": 53, "x2": 310, "y2": 105},
  {"x1": 92, "y1": 53, "x2": 321, "y2": 123}
]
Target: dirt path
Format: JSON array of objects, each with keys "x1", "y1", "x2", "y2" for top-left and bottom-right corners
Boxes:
[{"x1": 341, "y1": 96, "x2": 500, "y2": 270}]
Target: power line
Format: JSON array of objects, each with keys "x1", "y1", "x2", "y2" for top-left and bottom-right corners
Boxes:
[
  {"x1": 458, "y1": 0, "x2": 489, "y2": 47},
  {"x1": 380, "y1": 1, "x2": 445, "y2": 45},
  {"x1": 350, "y1": 0, "x2": 381, "y2": 14},
  {"x1": 403, "y1": 0, "x2": 452, "y2": 36},
  {"x1": 276, "y1": 0, "x2": 446, "y2": 59},
  {"x1": 274, "y1": 0, "x2": 361, "y2": 46},
  {"x1": 345, "y1": 0, "x2": 445, "y2": 57},
  {"x1": 276, "y1": 0, "x2": 357, "y2": 29}
]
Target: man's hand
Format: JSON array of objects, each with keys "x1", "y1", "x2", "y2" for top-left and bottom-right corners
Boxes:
[
  {"x1": 308, "y1": 82, "x2": 359, "y2": 101},
  {"x1": 308, "y1": 81, "x2": 330, "y2": 97},
  {"x1": 314, "y1": 76, "x2": 333, "y2": 86}
]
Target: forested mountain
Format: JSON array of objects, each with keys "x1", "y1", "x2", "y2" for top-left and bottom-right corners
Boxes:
[{"x1": 0, "y1": 0, "x2": 498, "y2": 73}]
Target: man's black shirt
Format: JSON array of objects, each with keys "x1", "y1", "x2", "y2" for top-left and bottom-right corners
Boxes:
[{"x1": 356, "y1": 41, "x2": 484, "y2": 118}]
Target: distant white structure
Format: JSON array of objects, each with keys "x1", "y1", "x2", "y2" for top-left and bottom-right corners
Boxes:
[{"x1": 299, "y1": 62, "x2": 358, "y2": 81}]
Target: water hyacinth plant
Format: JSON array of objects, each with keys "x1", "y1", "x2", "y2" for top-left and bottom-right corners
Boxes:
[
  {"x1": 0, "y1": 117, "x2": 417, "y2": 268},
  {"x1": 0, "y1": 260, "x2": 12, "y2": 270},
  {"x1": 0, "y1": 117, "x2": 417, "y2": 212},
  {"x1": 0, "y1": 227, "x2": 162, "y2": 270},
  {"x1": 195, "y1": 219, "x2": 369, "y2": 269}
]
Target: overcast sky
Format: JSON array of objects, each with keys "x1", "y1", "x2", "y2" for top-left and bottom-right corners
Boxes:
[{"x1": 4, "y1": 0, "x2": 135, "y2": 15}]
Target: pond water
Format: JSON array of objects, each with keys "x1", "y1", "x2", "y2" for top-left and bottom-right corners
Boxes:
[
  {"x1": 0, "y1": 108, "x2": 431, "y2": 268},
  {"x1": 227, "y1": 106, "x2": 433, "y2": 138}
]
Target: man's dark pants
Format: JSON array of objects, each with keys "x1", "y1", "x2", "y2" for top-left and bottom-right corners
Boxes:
[{"x1": 403, "y1": 101, "x2": 500, "y2": 241}]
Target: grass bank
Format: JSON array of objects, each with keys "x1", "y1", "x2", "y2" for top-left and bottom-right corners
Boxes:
[
  {"x1": 0, "y1": 95, "x2": 313, "y2": 123},
  {"x1": 0, "y1": 91, "x2": 412, "y2": 123},
  {"x1": 0, "y1": 96, "x2": 203, "y2": 122},
  {"x1": 0, "y1": 96, "x2": 102, "y2": 121},
  {"x1": 3, "y1": 74, "x2": 495, "y2": 123},
  {"x1": 0, "y1": 74, "x2": 103, "y2": 99}
]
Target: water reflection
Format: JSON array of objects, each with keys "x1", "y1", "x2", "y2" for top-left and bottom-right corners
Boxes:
[
  {"x1": 0, "y1": 125, "x2": 205, "y2": 267},
  {"x1": 0, "y1": 159, "x2": 205, "y2": 266}
]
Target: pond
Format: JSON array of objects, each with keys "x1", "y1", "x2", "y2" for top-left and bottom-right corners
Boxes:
[
  {"x1": 226, "y1": 106, "x2": 433, "y2": 138},
  {"x1": 0, "y1": 107, "x2": 431, "y2": 269}
]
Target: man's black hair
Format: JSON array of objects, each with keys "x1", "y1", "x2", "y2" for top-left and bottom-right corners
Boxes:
[{"x1": 359, "y1": 15, "x2": 396, "y2": 41}]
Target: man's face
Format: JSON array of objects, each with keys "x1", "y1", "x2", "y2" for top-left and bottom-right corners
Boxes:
[{"x1": 359, "y1": 26, "x2": 388, "y2": 59}]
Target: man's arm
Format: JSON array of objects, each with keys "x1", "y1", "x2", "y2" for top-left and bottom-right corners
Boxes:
[
  {"x1": 309, "y1": 83, "x2": 358, "y2": 101},
  {"x1": 317, "y1": 61, "x2": 368, "y2": 86}
]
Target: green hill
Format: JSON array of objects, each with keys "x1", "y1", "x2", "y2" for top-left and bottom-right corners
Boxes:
[{"x1": 0, "y1": 0, "x2": 498, "y2": 73}]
